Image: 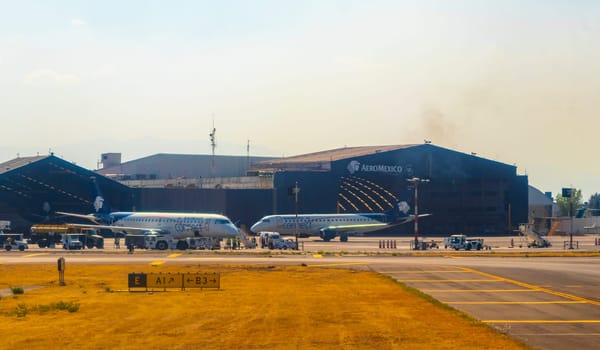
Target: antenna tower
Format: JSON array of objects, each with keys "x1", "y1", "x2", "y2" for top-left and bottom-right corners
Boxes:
[
  {"x1": 247, "y1": 139, "x2": 250, "y2": 171},
  {"x1": 209, "y1": 119, "x2": 216, "y2": 177}
]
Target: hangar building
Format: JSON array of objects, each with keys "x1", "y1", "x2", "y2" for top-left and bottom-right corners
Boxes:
[
  {"x1": 249, "y1": 144, "x2": 528, "y2": 235},
  {"x1": 0, "y1": 144, "x2": 528, "y2": 236},
  {"x1": 0, "y1": 154, "x2": 132, "y2": 232}
]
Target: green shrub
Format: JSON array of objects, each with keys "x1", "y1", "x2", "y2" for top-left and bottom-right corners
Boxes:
[
  {"x1": 53, "y1": 301, "x2": 80, "y2": 313},
  {"x1": 10, "y1": 286, "x2": 24, "y2": 295},
  {"x1": 15, "y1": 304, "x2": 28, "y2": 317}
]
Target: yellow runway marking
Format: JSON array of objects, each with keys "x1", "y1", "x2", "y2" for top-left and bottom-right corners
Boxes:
[
  {"x1": 386, "y1": 270, "x2": 468, "y2": 274},
  {"x1": 167, "y1": 253, "x2": 182, "y2": 258},
  {"x1": 484, "y1": 320, "x2": 600, "y2": 324},
  {"x1": 312, "y1": 254, "x2": 323, "y2": 258},
  {"x1": 461, "y1": 267, "x2": 600, "y2": 307},
  {"x1": 310, "y1": 262, "x2": 368, "y2": 267},
  {"x1": 149, "y1": 261, "x2": 165, "y2": 266},
  {"x1": 24, "y1": 253, "x2": 49, "y2": 258},
  {"x1": 399, "y1": 279, "x2": 501, "y2": 283},
  {"x1": 446, "y1": 301, "x2": 587, "y2": 305},
  {"x1": 422, "y1": 289, "x2": 537, "y2": 293}
]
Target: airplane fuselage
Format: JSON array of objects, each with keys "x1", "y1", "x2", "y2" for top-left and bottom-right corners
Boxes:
[
  {"x1": 105, "y1": 212, "x2": 240, "y2": 239},
  {"x1": 250, "y1": 213, "x2": 390, "y2": 237}
]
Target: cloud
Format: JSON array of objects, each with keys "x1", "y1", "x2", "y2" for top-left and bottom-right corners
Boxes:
[
  {"x1": 71, "y1": 19, "x2": 86, "y2": 26},
  {"x1": 23, "y1": 69, "x2": 80, "y2": 87}
]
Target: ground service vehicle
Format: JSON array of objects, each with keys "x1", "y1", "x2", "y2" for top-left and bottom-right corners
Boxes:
[
  {"x1": 30, "y1": 224, "x2": 104, "y2": 249},
  {"x1": 444, "y1": 234, "x2": 484, "y2": 250},
  {"x1": 144, "y1": 234, "x2": 221, "y2": 250},
  {"x1": 62, "y1": 234, "x2": 83, "y2": 250},
  {"x1": 0, "y1": 220, "x2": 10, "y2": 231},
  {"x1": 186, "y1": 237, "x2": 221, "y2": 250},
  {"x1": 1, "y1": 233, "x2": 28, "y2": 251},
  {"x1": 259, "y1": 232, "x2": 297, "y2": 250}
]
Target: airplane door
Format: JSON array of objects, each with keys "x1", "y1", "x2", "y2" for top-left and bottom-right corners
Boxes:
[{"x1": 196, "y1": 219, "x2": 209, "y2": 237}]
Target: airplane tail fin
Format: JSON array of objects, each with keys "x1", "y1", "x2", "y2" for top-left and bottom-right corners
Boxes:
[
  {"x1": 385, "y1": 197, "x2": 430, "y2": 223},
  {"x1": 89, "y1": 176, "x2": 115, "y2": 223},
  {"x1": 56, "y1": 177, "x2": 112, "y2": 224},
  {"x1": 389, "y1": 201, "x2": 410, "y2": 221}
]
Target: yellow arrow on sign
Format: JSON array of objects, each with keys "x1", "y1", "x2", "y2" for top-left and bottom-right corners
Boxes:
[
  {"x1": 147, "y1": 273, "x2": 182, "y2": 289},
  {"x1": 183, "y1": 272, "x2": 220, "y2": 289}
]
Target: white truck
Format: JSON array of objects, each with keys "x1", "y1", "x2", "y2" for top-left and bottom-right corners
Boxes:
[
  {"x1": 444, "y1": 234, "x2": 485, "y2": 251},
  {"x1": 62, "y1": 234, "x2": 83, "y2": 250},
  {"x1": 259, "y1": 232, "x2": 297, "y2": 250}
]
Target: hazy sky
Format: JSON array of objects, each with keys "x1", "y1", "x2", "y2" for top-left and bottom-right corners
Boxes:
[{"x1": 1, "y1": 1, "x2": 599, "y2": 198}]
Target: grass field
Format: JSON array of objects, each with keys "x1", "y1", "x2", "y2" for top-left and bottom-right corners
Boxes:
[{"x1": 0, "y1": 263, "x2": 531, "y2": 349}]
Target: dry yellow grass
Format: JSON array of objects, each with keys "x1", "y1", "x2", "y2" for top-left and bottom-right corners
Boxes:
[{"x1": 0, "y1": 263, "x2": 530, "y2": 350}]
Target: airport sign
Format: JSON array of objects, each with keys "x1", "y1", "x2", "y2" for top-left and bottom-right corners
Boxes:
[
  {"x1": 183, "y1": 272, "x2": 220, "y2": 289},
  {"x1": 128, "y1": 272, "x2": 221, "y2": 290}
]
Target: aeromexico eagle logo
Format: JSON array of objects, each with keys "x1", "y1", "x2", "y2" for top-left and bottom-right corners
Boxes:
[
  {"x1": 94, "y1": 196, "x2": 104, "y2": 213},
  {"x1": 347, "y1": 160, "x2": 406, "y2": 175},
  {"x1": 347, "y1": 160, "x2": 361, "y2": 174},
  {"x1": 398, "y1": 201, "x2": 410, "y2": 215}
]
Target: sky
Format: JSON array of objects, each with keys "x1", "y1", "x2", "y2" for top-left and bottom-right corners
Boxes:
[{"x1": 1, "y1": 0, "x2": 599, "y2": 199}]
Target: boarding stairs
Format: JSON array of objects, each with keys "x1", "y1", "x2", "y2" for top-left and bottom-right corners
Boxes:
[{"x1": 518, "y1": 224, "x2": 552, "y2": 248}]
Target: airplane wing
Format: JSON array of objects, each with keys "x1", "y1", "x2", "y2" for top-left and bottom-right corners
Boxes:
[
  {"x1": 394, "y1": 213, "x2": 432, "y2": 225},
  {"x1": 324, "y1": 213, "x2": 433, "y2": 234},
  {"x1": 55, "y1": 211, "x2": 101, "y2": 224}
]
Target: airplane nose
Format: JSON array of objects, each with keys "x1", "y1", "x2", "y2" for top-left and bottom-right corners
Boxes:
[{"x1": 250, "y1": 222, "x2": 261, "y2": 233}]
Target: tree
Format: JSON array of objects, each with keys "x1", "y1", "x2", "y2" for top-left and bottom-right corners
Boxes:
[
  {"x1": 588, "y1": 193, "x2": 600, "y2": 209},
  {"x1": 555, "y1": 189, "x2": 582, "y2": 217}
]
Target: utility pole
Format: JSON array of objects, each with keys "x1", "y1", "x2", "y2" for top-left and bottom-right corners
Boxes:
[
  {"x1": 563, "y1": 187, "x2": 575, "y2": 249},
  {"x1": 293, "y1": 182, "x2": 300, "y2": 247},
  {"x1": 407, "y1": 177, "x2": 429, "y2": 250},
  {"x1": 569, "y1": 193, "x2": 574, "y2": 250}
]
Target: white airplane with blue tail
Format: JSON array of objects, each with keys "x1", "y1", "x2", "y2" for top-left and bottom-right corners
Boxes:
[{"x1": 250, "y1": 201, "x2": 430, "y2": 242}]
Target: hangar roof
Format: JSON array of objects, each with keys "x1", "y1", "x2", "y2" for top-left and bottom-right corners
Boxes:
[
  {"x1": 0, "y1": 154, "x2": 131, "y2": 224},
  {"x1": 253, "y1": 145, "x2": 418, "y2": 171},
  {"x1": 97, "y1": 153, "x2": 276, "y2": 179},
  {"x1": 0, "y1": 155, "x2": 48, "y2": 175}
]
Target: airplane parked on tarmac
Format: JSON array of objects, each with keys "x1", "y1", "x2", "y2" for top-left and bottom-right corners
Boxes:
[
  {"x1": 58, "y1": 208, "x2": 243, "y2": 240},
  {"x1": 250, "y1": 201, "x2": 430, "y2": 242},
  {"x1": 56, "y1": 180, "x2": 244, "y2": 244}
]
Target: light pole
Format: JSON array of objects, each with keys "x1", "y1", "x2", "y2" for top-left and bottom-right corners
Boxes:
[
  {"x1": 407, "y1": 177, "x2": 429, "y2": 250},
  {"x1": 563, "y1": 187, "x2": 575, "y2": 249},
  {"x1": 293, "y1": 182, "x2": 300, "y2": 247}
]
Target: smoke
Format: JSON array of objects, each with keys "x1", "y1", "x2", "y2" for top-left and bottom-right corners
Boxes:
[{"x1": 417, "y1": 106, "x2": 457, "y2": 148}]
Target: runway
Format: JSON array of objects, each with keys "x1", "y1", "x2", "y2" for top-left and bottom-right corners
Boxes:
[{"x1": 2, "y1": 236, "x2": 600, "y2": 350}]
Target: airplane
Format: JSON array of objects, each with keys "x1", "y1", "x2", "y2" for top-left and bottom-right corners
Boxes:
[
  {"x1": 57, "y1": 209, "x2": 243, "y2": 240},
  {"x1": 250, "y1": 201, "x2": 430, "y2": 242},
  {"x1": 55, "y1": 180, "x2": 245, "y2": 248}
]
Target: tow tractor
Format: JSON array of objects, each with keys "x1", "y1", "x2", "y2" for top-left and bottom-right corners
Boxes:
[
  {"x1": 1, "y1": 233, "x2": 29, "y2": 251},
  {"x1": 444, "y1": 234, "x2": 486, "y2": 250}
]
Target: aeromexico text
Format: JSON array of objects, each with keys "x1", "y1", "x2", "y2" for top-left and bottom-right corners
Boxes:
[
  {"x1": 360, "y1": 164, "x2": 403, "y2": 173},
  {"x1": 347, "y1": 160, "x2": 411, "y2": 176}
]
